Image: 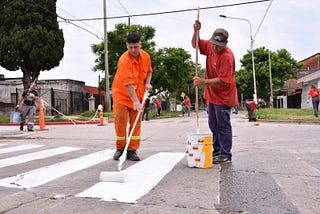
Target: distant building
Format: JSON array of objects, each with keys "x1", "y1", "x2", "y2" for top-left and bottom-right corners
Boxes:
[
  {"x1": 297, "y1": 53, "x2": 320, "y2": 109},
  {"x1": 0, "y1": 75, "x2": 105, "y2": 115}
]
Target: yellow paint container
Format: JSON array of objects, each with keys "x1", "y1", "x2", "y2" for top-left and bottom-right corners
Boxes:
[{"x1": 187, "y1": 133, "x2": 212, "y2": 168}]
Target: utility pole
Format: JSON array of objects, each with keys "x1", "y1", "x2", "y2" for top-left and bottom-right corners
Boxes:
[
  {"x1": 269, "y1": 51, "x2": 273, "y2": 108},
  {"x1": 103, "y1": 0, "x2": 111, "y2": 111}
]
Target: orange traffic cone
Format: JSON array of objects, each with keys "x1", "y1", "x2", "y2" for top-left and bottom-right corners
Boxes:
[
  {"x1": 98, "y1": 104, "x2": 105, "y2": 126},
  {"x1": 39, "y1": 97, "x2": 46, "y2": 130}
]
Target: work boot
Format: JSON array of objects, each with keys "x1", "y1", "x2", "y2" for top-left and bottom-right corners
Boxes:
[
  {"x1": 127, "y1": 150, "x2": 140, "y2": 161},
  {"x1": 113, "y1": 149, "x2": 123, "y2": 160},
  {"x1": 19, "y1": 123, "x2": 24, "y2": 131}
]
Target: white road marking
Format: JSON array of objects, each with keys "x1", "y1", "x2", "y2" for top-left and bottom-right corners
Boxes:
[
  {"x1": 0, "y1": 146, "x2": 82, "y2": 168},
  {"x1": 0, "y1": 149, "x2": 115, "y2": 189},
  {"x1": 0, "y1": 144, "x2": 7, "y2": 147},
  {"x1": 76, "y1": 152, "x2": 186, "y2": 203},
  {"x1": 0, "y1": 144, "x2": 43, "y2": 154}
]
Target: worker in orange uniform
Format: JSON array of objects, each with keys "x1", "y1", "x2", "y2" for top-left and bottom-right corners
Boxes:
[{"x1": 112, "y1": 32, "x2": 153, "y2": 161}]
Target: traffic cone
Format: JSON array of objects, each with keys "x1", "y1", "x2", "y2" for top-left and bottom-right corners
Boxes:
[
  {"x1": 39, "y1": 97, "x2": 46, "y2": 130},
  {"x1": 98, "y1": 104, "x2": 105, "y2": 126}
]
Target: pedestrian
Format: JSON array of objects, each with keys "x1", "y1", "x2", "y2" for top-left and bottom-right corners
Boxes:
[
  {"x1": 155, "y1": 98, "x2": 161, "y2": 118},
  {"x1": 184, "y1": 95, "x2": 191, "y2": 117},
  {"x1": 308, "y1": 85, "x2": 319, "y2": 117},
  {"x1": 15, "y1": 82, "x2": 39, "y2": 131},
  {"x1": 142, "y1": 97, "x2": 150, "y2": 121},
  {"x1": 244, "y1": 100, "x2": 259, "y2": 122},
  {"x1": 233, "y1": 104, "x2": 239, "y2": 114},
  {"x1": 192, "y1": 21, "x2": 238, "y2": 164},
  {"x1": 111, "y1": 32, "x2": 153, "y2": 161}
]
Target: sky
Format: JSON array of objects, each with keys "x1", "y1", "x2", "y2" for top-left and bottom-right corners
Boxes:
[{"x1": 1, "y1": 0, "x2": 320, "y2": 87}]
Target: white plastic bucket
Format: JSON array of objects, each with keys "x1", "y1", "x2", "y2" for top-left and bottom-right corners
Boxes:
[
  {"x1": 10, "y1": 111, "x2": 20, "y2": 123},
  {"x1": 187, "y1": 133, "x2": 212, "y2": 168}
]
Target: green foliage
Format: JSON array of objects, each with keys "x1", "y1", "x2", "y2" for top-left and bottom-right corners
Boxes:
[
  {"x1": 0, "y1": 0, "x2": 64, "y2": 88},
  {"x1": 92, "y1": 23, "x2": 156, "y2": 89},
  {"x1": 92, "y1": 23, "x2": 195, "y2": 103},
  {"x1": 237, "y1": 47, "x2": 302, "y2": 101},
  {"x1": 152, "y1": 47, "x2": 194, "y2": 97}
]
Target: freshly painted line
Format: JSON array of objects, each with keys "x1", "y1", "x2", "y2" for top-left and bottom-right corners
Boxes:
[
  {"x1": 77, "y1": 152, "x2": 186, "y2": 203},
  {"x1": 0, "y1": 149, "x2": 115, "y2": 189},
  {"x1": 0, "y1": 146, "x2": 83, "y2": 168},
  {"x1": 0, "y1": 145, "x2": 44, "y2": 155}
]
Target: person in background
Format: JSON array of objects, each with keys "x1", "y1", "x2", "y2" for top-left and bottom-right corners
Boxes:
[
  {"x1": 233, "y1": 104, "x2": 239, "y2": 114},
  {"x1": 308, "y1": 85, "x2": 319, "y2": 117},
  {"x1": 111, "y1": 32, "x2": 153, "y2": 161},
  {"x1": 142, "y1": 97, "x2": 150, "y2": 121},
  {"x1": 184, "y1": 95, "x2": 192, "y2": 117},
  {"x1": 192, "y1": 20, "x2": 238, "y2": 164},
  {"x1": 155, "y1": 98, "x2": 161, "y2": 118},
  {"x1": 245, "y1": 100, "x2": 259, "y2": 122},
  {"x1": 16, "y1": 82, "x2": 39, "y2": 131}
]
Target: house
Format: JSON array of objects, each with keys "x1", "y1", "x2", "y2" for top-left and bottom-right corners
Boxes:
[
  {"x1": 0, "y1": 75, "x2": 104, "y2": 115},
  {"x1": 297, "y1": 53, "x2": 320, "y2": 109}
]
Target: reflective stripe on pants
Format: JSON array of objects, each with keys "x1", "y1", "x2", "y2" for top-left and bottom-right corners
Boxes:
[{"x1": 113, "y1": 103, "x2": 142, "y2": 151}]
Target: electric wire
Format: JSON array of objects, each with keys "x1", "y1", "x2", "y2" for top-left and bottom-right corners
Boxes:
[
  {"x1": 67, "y1": 0, "x2": 272, "y2": 22},
  {"x1": 253, "y1": 0, "x2": 274, "y2": 40}
]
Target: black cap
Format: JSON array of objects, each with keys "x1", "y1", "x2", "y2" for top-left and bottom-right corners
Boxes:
[{"x1": 209, "y1": 28, "x2": 229, "y2": 46}]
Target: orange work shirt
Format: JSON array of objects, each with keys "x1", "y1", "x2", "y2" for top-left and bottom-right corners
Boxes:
[{"x1": 112, "y1": 49, "x2": 152, "y2": 109}]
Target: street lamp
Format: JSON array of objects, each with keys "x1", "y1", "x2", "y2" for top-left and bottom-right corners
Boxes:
[{"x1": 219, "y1": 15, "x2": 257, "y2": 103}]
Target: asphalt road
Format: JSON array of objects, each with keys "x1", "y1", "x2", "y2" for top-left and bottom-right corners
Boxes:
[{"x1": 0, "y1": 112, "x2": 319, "y2": 214}]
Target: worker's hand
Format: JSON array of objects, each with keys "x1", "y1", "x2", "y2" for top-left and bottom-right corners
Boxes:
[
  {"x1": 15, "y1": 105, "x2": 19, "y2": 111},
  {"x1": 145, "y1": 83, "x2": 153, "y2": 92},
  {"x1": 193, "y1": 76, "x2": 205, "y2": 86},
  {"x1": 193, "y1": 20, "x2": 201, "y2": 31},
  {"x1": 133, "y1": 101, "x2": 143, "y2": 112}
]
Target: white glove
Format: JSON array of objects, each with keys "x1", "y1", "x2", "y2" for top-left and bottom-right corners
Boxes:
[{"x1": 15, "y1": 105, "x2": 19, "y2": 111}]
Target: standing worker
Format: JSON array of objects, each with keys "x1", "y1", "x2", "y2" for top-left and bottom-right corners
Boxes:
[
  {"x1": 142, "y1": 97, "x2": 150, "y2": 121},
  {"x1": 112, "y1": 32, "x2": 153, "y2": 161},
  {"x1": 16, "y1": 82, "x2": 39, "y2": 131},
  {"x1": 184, "y1": 95, "x2": 192, "y2": 117},
  {"x1": 192, "y1": 21, "x2": 238, "y2": 164},
  {"x1": 308, "y1": 85, "x2": 319, "y2": 117}
]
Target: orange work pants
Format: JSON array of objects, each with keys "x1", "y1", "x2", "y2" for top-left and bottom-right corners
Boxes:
[{"x1": 113, "y1": 103, "x2": 142, "y2": 151}]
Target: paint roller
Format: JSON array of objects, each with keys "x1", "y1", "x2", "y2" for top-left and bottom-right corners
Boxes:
[{"x1": 100, "y1": 91, "x2": 149, "y2": 182}]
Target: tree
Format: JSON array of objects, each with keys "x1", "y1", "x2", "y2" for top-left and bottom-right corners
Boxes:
[
  {"x1": 0, "y1": 0, "x2": 64, "y2": 89},
  {"x1": 152, "y1": 47, "x2": 194, "y2": 100},
  {"x1": 91, "y1": 23, "x2": 156, "y2": 89},
  {"x1": 92, "y1": 23, "x2": 195, "y2": 111},
  {"x1": 236, "y1": 47, "x2": 302, "y2": 101}
]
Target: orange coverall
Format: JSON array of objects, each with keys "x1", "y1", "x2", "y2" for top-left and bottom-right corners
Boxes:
[{"x1": 112, "y1": 49, "x2": 152, "y2": 151}]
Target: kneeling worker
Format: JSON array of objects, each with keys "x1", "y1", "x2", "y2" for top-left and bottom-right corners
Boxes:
[{"x1": 245, "y1": 100, "x2": 259, "y2": 122}]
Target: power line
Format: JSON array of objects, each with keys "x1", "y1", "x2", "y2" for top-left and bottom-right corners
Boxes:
[
  {"x1": 27, "y1": 0, "x2": 102, "y2": 40},
  {"x1": 67, "y1": 0, "x2": 271, "y2": 22},
  {"x1": 253, "y1": 0, "x2": 274, "y2": 40}
]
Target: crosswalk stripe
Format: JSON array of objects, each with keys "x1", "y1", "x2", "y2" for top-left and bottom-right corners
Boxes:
[
  {"x1": 76, "y1": 152, "x2": 186, "y2": 203},
  {"x1": 0, "y1": 144, "x2": 44, "y2": 155},
  {"x1": 0, "y1": 149, "x2": 115, "y2": 189},
  {"x1": 0, "y1": 146, "x2": 83, "y2": 168},
  {"x1": 0, "y1": 144, "x2": 7, "y2": 147}
]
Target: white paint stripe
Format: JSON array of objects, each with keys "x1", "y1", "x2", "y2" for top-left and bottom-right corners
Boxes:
[
  {"x1": 0, "y1": 149, "x2": 115, "y2": 189},
  {"x1": 77, "y1": 152, "x2": 186, "y2": 203},
  {"x1": 0, "y1": 144, "x2": 7, "y2": 147},
  {"x1": 0, "y1": 144, "x2": 44, "y2": 154},
  {"x1": 0, "y1": 146, "x2": 82, "y2": 168}
]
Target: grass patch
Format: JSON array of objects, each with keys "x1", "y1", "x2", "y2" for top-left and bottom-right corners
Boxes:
[{"x1": 255, "y1": 108, "x2": 317, "y2": 120}]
